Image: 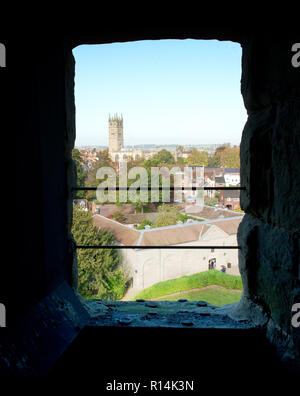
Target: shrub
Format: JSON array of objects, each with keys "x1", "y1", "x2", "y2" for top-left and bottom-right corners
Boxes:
[
  {"x1": 136, "y1": 219, "x2": 154, "y2": 230},
  {"x1": 113, "y1": 211, "x2": 126, "y2": 222},
  {"x1": 205, "y1": 197, "x2": 218, "y2": 206}
]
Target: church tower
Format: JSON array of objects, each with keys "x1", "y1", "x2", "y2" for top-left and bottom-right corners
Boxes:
[{"x1": 108, "y1": 113, "x2": 124, "y2": 153}]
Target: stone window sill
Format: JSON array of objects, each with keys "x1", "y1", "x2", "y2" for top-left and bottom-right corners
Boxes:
[{"x1": 83, "y1": 299, "x2": 256, "y2": 329}]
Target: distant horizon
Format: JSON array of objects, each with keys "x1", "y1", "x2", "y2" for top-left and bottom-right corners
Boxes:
[
  {"x1": 75, "y1": 142, "x2": 237, "y2": 149},
  {"x1": 73, "y1": 39, "x2": 247, "y2": 147}
]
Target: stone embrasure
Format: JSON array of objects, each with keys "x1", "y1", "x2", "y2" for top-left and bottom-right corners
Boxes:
[{"x1": 84, "y1": 300, "x2": 257, "y2": 329}]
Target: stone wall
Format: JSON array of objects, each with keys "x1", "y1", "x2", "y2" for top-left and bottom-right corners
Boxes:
[
  {"x1": 122, "y1": 229, "x2": 239, "y2": 295},
  {"x1": 4, "y1": 24, "x2": 299, "y2": 375},
  {"x1": 235, "y1": 34, "x2": 300, "y2": 367}
]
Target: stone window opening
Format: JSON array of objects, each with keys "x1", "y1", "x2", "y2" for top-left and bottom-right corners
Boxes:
[
  {"x1": 64, "y1": 32, "x2": 299, "y2": 375},
  {"x1": 71, "y1": 39, "x2": 245, "y2": 309}
]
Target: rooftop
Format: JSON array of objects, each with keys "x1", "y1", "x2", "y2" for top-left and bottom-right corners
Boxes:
[
  {"x1": 222, "y1": 190, "x2": 240, "y2": 198},
  {"x1": 224, "y1": 168, "x2": 240, "y2": 173},
  {"x1": 189, "y1": 205, "x2": 242, "y2": 220},
  {"x1": 92, "y1": 213, "x2": 243, "y2": 247}
]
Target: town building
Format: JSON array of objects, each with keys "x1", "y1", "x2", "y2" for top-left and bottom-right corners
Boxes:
[
  {"x1": 93, "y1": 212, "x2": 243, "y2": 296},
  {"x1": 77, "y1": 147, "x2": 99, "y2": 170},
  {"x1": 219, "y1": 189, "x2": 241, "y2": 210},
  {"x1": 224, "y1": 168, "x2": 240, "y2": 186}
]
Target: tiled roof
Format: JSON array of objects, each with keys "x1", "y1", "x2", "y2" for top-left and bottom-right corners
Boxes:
[
  {"x1": 222, "y1": 189, "x2": 240, "y2": 198},
  {"x1": 224, "y1": 168, "x2": 240, "y2": 173},
  {"x1": 190, "y1": 205, "x2": 242, "y2": 220},
  {"x1": 139, "y1": 223, "x2": 211, "y2": 246},
  {"x1": 210, "y1": 218, "x2": 242, "y2": 235},
  {"x1": 93, "y1": 215, "x2": 140, "y2": 246},
  {"x1": 92, "y1": 213, "x2": 243, "y2": 247}
]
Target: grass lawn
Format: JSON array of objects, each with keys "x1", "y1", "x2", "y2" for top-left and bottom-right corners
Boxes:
[
  {"x1": 133, "y1": 270, "x2": 243, "y2": 301},
  {"x1": 156, "y1": 286, "x2": 242, "y2": 305}
]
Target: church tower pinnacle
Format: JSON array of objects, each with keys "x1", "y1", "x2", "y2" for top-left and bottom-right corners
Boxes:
[{"x1": 108, "y1": 113, "x2": 124, "y2": 153}]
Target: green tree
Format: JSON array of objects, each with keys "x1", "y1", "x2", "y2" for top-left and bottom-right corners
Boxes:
[
  {"x1": 72, "y1": 149, "x2": 87, "y2": 199},
  {"x1": 218, "y1": 146, "x2": 240, "y2": 168},
  {"x1": 154, "y1": 204, "x2": 178, "y2": 227},
  {"x1": 132, "y1": 199, "x2": 148, "y2": 214},
  {"x1": 207, "y1": 155, "x2": 221, "y2": 167},
  {"x1": 144, "y1": 149, "x2": 175, "y2": 168},
  {"x1": 208, "y1": 144, "x2": 240, "y2": 168},
  {"x1": 174, "y1": 145, "x2": 186, "y2": 165},
  {"x1": 187, "y1": 149, "x2": 208, "y2": 166},
  {"x1": 85, "y1": 149, "x2": 115, "y2": 201},
  {"x1": 205, "y1": 196, "x2": 218, "y2": 206},
  {"x1": 126, "y1": 155, "x2": 145, "y2": 170},
  {"x1": 72, "y1": 206, "x2": 127, "y2": 299},
  {"x1": 176, "y1": 156, "x2": 187, "y2": 165}
]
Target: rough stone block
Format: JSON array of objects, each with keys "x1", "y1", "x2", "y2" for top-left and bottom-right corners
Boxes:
[
  {"x1": 240, "y1": 101, "x2": 300, "y2": 233},
  {"x1": 238, "y1": 215, "x2": 299, "y2": 333}
]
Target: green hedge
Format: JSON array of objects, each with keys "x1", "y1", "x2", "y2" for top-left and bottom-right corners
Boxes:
[{"x1": 133, "y1": 270, "x2": 242, "y2": 300}]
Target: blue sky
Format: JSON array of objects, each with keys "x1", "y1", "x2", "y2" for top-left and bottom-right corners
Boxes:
[{"x1": 73, "y1": 39, "x2": 247, "y2": 147}]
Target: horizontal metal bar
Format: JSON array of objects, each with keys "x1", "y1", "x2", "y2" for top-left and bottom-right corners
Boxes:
[
  {"x1": 76, "y1": 245, "x2": 241, "y2": 249},
  {"x1": 72, "y1": 186, "x2": 245, "y2": 191}
]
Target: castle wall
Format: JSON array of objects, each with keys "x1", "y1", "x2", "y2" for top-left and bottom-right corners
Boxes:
[{"x1": 121, "y1": 228, "x2": 239, "y2": 296}]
